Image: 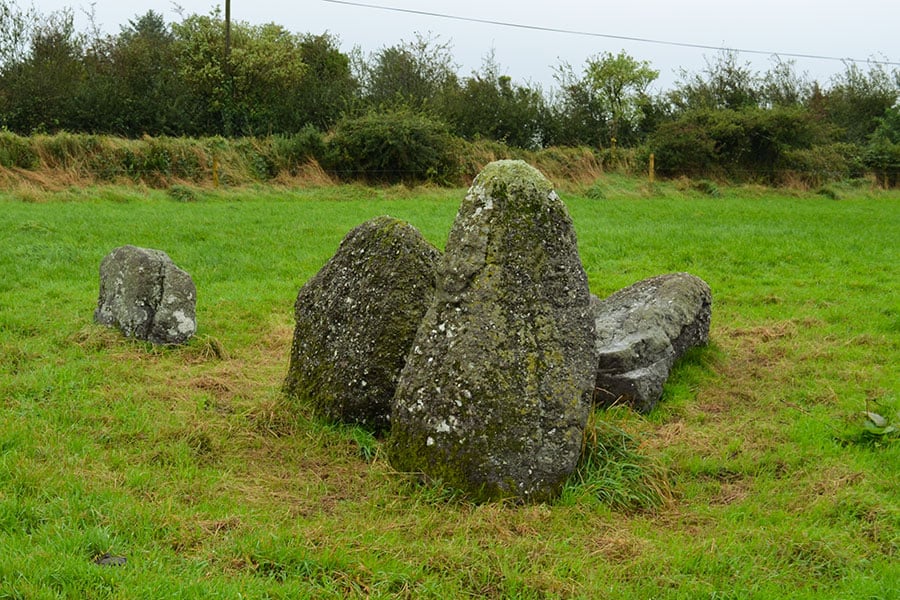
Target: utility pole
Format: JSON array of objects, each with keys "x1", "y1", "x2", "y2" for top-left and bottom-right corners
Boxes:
[
  {"x1": 225, "y1": 0, "x2": 231, "y2": 61},
  {"x1": 224, "y1": 0, "x2": 233, "y2": 135}
]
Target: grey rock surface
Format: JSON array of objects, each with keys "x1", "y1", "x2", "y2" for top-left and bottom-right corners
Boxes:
[
  {"x1": 284, "y1": 216, "x2": 440, "y2": 433},
  {"x1": 388, "y1": 160, "x2": 596, "y2": 503},
  {"x1": 94, "y1": 245, "x2": 197, "y2": 345},
  {"x1": 592, "y1": 272, "x2": 711, "y2": 413}
]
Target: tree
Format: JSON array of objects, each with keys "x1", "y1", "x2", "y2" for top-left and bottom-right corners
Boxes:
[
  {"x1": 360, "y1": 33, "x2": 458, "y2": 110},
  {"x1": 818, "y1": 62, "x2": 899, "y2": 145},
  {"x1": 670, "y1": 50, "x2": 761, "y2": 112},
  {"x1": 0, "y1": 8, "x2": 85, "y2": 132},
  {"x1": 292, "y1": 33, "x2": 359, "y2": 130},
  {"x1": 584, "y1": 51, "x2": 658, "y2": 145},
  {"x1": 443, "y1": 52, "x2": 549, "y2": 149},
  {"x1": 863, "y1": 105, "x2": 900, "y2": 187},
  {"x1": 0, "y1": 0, "x2": 38, "y2": 67},
  {"x1": 84, "y1": 11, "x2": 186, "y2": 135},
  {"x1": 547, "y1": 61, "x2": 606, "y2": 147},
  {"x1": 649, "y1": 106, "x2": 829, "y2": 181},
  {"x1": 760, "y1": 57, "x2": 813, "y2": 108},
  {"x1": 549, "y1": 51, "x2": 658, "y2": 148},
  {"x1": 173, "y1": 10, "x2": 307, "y2": 135}
]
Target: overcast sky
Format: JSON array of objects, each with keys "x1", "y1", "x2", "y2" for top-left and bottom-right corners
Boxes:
[{"x1": 29, "y1": 0, "x2": 900, "y2": 92}]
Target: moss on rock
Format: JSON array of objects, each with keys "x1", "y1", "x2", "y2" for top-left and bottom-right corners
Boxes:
[
  {"x1": 388, "y1": 160, "x2": 596, "y2": 503},
  {"x1": 284, "y1": 216, "x2": 440, "y2": 433}
]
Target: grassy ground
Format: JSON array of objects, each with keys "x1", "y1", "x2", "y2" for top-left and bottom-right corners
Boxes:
[{"x1": 1, "y1": 177, "x2": 898, "y2": 598}]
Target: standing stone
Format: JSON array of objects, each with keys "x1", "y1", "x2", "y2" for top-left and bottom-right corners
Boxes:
[
  {"x1": 389, "y1": 160, "x2": 596, "y2": 503},
  {"x1": 95, "y1": 245, "x2": 197, "y2": 345},
  {"x1": 592, "y1": 272, "x2": 712, "y2": 413},
  {"x1": 284, "y1": 216, "x2": 440, "y2": 433}
]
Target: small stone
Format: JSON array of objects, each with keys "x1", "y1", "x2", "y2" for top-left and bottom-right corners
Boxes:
[
  {"x1": 94, "y1": 245, "x2": 197, "y2": 345},
  {"x1": 93, "y1": 553, "x2": 127, "y2": 567}
]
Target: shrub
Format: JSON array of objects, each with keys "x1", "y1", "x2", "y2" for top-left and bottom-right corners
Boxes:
[
  {"x1": 779, "y1": 143, "x2": 863, "y2": 187},
  {"x1": 271, "y1": 126, "x2": 326, "y2": 174},
  {"x1": 864, "y1": 139, "x2": 900, "y2": 188},
  {"x1": 863, "y1": 109, "x2": 900, "y2": 188},
  {"x1": 167, "y1": 184, "x2": 198, "y2": 202},
  {"x1": 649, "y1": 107, "x2": 829, "y2": 182},
  {"x1": 584, "y1": 180, "x2": 607, "y2": 199},
  {"x1": 232, "y1": 138, "x2": 277, "y2": 181},
  {"x1": 32, "y1": 132, "x2": 102, "y2": 169},
  {"x1": 692, "y1": 179, "x2": 720, "y2": 196},
  {"x1": 0, "y1": 131, "x2": 38, "y2": 169},
  {"x1": 324, "y1": 109, "x2": 461, "y2": 185}
]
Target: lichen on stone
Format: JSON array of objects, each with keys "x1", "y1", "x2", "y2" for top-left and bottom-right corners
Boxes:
[
  {"x1": 283, "y1": 216, "x2": 440, "y2": 433},
  {"x1": 389, "y1": 160, "x2": 596, "y2": 503}
]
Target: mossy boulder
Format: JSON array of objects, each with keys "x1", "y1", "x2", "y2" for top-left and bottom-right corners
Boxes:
[
  {"x1": 284, "y1": 216, "x2": 440, "y2": 433},
  {"x1": 592, "y1": 272, "x2": 712, "y2": 413},
  {"x1": 94, "y1": 245, "x2": 197, "y2": 345},
  {"x1": 388, "y1": 160, "x2": 596, "y2": 503}
]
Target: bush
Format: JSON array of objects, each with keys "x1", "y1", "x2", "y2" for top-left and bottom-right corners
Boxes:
[
  {"x1": 864, "y1": 139, "x2": 900, "y2": 188},
  {"x1": 649, "y1": 107, "x2": 829, "y2": 182},
  {"x1": 863, "y1": 109, "x2": 900, "y2": 188},
  {"x1": 271, "y1": 126, "x2": 326, "y2": 174},
  {"x1": 33, "y1": 132, "x2": 103, "y2": 169},
  {"x1": 0, "y1": 131, "x2": 38, "y2": 169},
  {"x1": 324, "y1": 109, "x2": 461, "y2": 185},
  {"x1": 692, "y1": 179, "x2": 720, "y2": 196},
  {"x1": 647, "y1": 119, "x2": 718, "y2": 178},
  {"x1": 779, "y1": 143, "x2": 864, "y2": 187}
]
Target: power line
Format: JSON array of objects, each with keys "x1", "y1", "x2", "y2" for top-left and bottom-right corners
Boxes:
[{"x1": 322, "y1": 0, "x2": 900, "y2": 67}]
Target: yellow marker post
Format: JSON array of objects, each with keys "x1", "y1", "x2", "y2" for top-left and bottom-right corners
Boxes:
[{"x1": 649, "y1": 153, "x2": 655, "y2": 185}]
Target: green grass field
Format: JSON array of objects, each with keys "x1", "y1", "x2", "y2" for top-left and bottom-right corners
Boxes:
[{"x1": 1, "y1": 178, "x2": 898, "y2": 598}]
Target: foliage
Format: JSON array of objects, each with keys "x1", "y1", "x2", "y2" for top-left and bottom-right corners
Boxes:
[
  {"x1": 669, "y1": 50, "x2": 761, "y2": 112},
  {"x1": 861, "y1": 409, "x2": 898, "y2": 440},
  {"x1": 863, "y1": 106, "x2": 900, "y2": 188},
  {"x1": 172, "y1": 10, "x2": 307, "y2": 136},
  {"x1": 0, "y1": 7, "x2": 86, "y2": 133},
  {"x1": 842, "y1": 399, "x2": 900, "y2": 447},
  {"x1": 1, "y1": 3, "x2": 899, "y2": 184},
  {"x1": 760, "y1": 58, "x2": 814, "y2": 108},
  {"x1": 0, "y1": 130, "x2": 37, "y2": 168},
  {"x1": 98, "y1": 11, "x2": 186, "y2": 136},
  {"x1": 584, "y1": 51, "x2": 659, "y2": 146},
  {"x1": 357, "y1": 32, "x2": 457, "y2": 111},
  {"x1": 780, "y1": 143, "x2": 864, "y2": 187},
  {"x1": 323, "y1": 109, "x2": 461, "y2": 184},
  {"x1": 270, "y1": 126, "x2": 327, "y2": 174},
  {"x1": 293, "y1": 33, "x2": 359, "y2": 130},
  {"x1": 820, "y1": 62, "x2": 898, "y2": 145},
  {"x1": 0, "y1": 0, "x2": 38, "y2": 66},
  {"x1": 549, "y1": 51, "x2": 659, "y2": 148},
  {"x1": 443, "y1": 51, "x2": 549, "y2": 149},
  {"x1": 649, "y1": 106, "x2": 830, "y2": 181},
  {"x1": 0, "y1": 132, "x2": 334, "y2": 186}
]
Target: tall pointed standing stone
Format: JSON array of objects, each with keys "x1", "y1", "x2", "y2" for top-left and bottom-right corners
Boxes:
[{"x1": 388, "y1": 160, "x2": 596, "y2": 503}]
